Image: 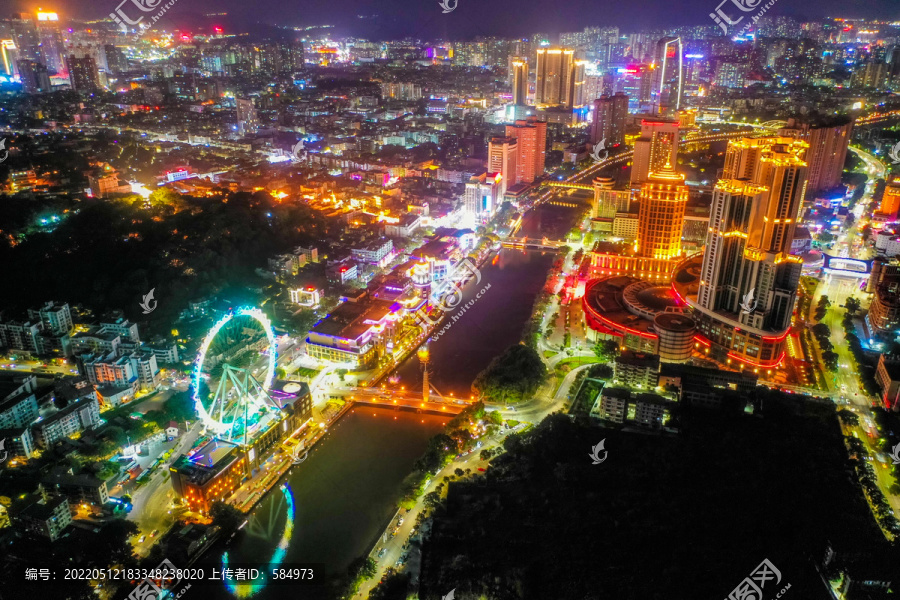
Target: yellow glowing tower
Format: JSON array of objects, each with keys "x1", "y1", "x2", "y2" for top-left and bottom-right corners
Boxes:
[{"x1": 636, "y1": 161, "x2": 688, "y2": 260}]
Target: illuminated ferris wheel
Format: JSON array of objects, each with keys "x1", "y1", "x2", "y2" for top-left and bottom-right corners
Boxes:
[{"x1": 192, "y1": 307, "x2": 281, "y2": 444}]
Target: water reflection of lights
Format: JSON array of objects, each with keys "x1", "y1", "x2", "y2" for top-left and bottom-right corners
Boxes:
[{"x1": 222, "y1": 483, "x2": 295, "y2": 598}]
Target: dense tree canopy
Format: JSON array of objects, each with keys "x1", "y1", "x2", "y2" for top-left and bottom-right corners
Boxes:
[{"x1": 472, "y1": 344, "x2": 546, "y2": 403}]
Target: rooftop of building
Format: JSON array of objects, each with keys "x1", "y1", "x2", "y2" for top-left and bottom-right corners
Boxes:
[
  {"x1": 310, "y1": 297, "x2": 399, "y2": 341},
  {"x1": 32, "y1": 396, "x2": 97, "y2": 430},
  {"x1": 171, "y1": 438, "x2": 241, "y2": 486},
  {"x1": 616, "y1": 351, "x2": 661, "y2": 368},
  {"x1": 19, "y1": 495, "x2": 68, "y2": 520},
  {"x1": 601, "y1": 387, "x2": 631, "y2": 399},
  {"x1": 0, "y1": 389, "x2": 36, "y2": 414}
]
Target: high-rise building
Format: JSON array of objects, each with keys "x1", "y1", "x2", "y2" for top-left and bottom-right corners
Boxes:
[
  {"x1": 535, "y1": 47, "x2": 586, "y2": 109},
  {"x1": 505, "y1": 116, "x2": 547, "y2": 184},
  {"x1": 511, "y1": 58, "x2": 528, "y2": 105},
  {"x1": 66, "y1": 55, "x2": 99, "y2": 92},
  {"x1": 673, "y1": 136, "x2": 809, "y2": 369},
  {"x1": 779, "y1": 116, "x2": 853, "y2": 198},
  {"x1": 464, "y1": 172, "x2": 503, "y2": 222},
  {"x1": 35, "y1": 11, "x2": 64, "y2": 75},
  {"x1": 8, "y1": 13, "x2": 41, "y2": 64},
  {"x1": 880, "y1": 180, "x2": 900, "y2": 219},
  {"x1": 593, "y1": 177, "x2": 632, "y2": 218},
  {"x1": 631, "y1": 118, "x2": 679, "y2": 186},
  {"x1": 236, "y1": 97, "x2": 259, "y2": 135},
  {"x1": 637, "y1": 162, "x2": 688, "y2": 260},
  {"x1": 651, "y1": 36, "x2": 683, "y2": 113},
  {"x1": 590, "y1": 92, "x2": 628, "y2": 146},
  {"x1": 0, "y1": 40, "x2": 18, "y2": 77},
  {"x1": 103, "y1": 45, "x2": 128, "y2": 74},
  {"x1": 16, "y1": 59, "x2": 51, "y2": 93},
  {"x1": 487, "y1": 137, "x2": 518, "y2": 195}
]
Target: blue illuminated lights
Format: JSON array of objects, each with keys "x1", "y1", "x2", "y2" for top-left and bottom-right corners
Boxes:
[{"x1": 222, "y1": 483, "x2": 296, "y2": 598}]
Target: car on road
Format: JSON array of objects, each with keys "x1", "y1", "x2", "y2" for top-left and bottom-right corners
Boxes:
[
  {"x1": 377, "y1": 548, "x2": 386, "y2": 558},
  {"x1": 150, "y1": 529, "x2": 159, "y2": 537},
  {"x1": 398, "y1": 518, "x2": 404, "y2": 526},
  {"x1": 138, "y1": 535, "x2": 146, "y2": 543}
]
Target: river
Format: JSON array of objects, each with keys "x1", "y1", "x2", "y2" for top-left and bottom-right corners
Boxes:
[{"x1": 391, "y1": 202, "x2": 579, "y2": 396}]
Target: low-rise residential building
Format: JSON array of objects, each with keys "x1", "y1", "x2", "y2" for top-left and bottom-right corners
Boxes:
[
  {"x1": 0, "y1": 391, "x2": 39, "y2": 430},
  {"x1": 289, "y1": 287, "x2": 322, "y2": 307},
  {"x1": 31, "y1": 396, "x2": 101, "y2": 448},
  {"x1": 0, "y1": 426, "x2": 35, "y2": 458},
  {"x1": 385, "y1": 213, "x2": 422, "y2": 238},
  {"x1": 351, "y1": 238, "x2": 394, "y2": 267},
  {"x1": 0, "y1": 373, "x2": 40, "y2": 429},
  {"x1": 632, "y1": 393, "x2": 670, "y2": 429},
  {"x1": 16, "y1": 496, "x2": 72, "y2": 541},
  {"x1": 78, "y1": 350, "x2": 159, "y2": 392},
  {"x1": 326, "y1": 261, "x2": 359, "y2": 284},
  {"x1": 592, "y1": 387, "x2": 674, "y2": 429},
  {"x1": 613, "y1": 352, "x2": 660, "y2": 389},
  {"x1": 594, "y1": 386, "x2": 630, "y2": 423},
  {"x1": 42, "y1": 470, "x2": 110, "y2": 506},
  {"x1": 0, "y1": 302, "x2": 74, "y2": 357}
]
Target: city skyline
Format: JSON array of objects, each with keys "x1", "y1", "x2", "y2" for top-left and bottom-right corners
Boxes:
[{"x1": 0, "y1": 0, "x2": 897, "y2": 39}]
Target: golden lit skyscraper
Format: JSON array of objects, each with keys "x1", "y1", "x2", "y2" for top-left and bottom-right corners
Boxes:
[
  {"x1": 673, "y1": 136, "x2": 809, "y2": 369},
  {"x1": 636, "y1": 161, "x2": 688, "y2": 260},
  {"x1": 511, "y1": 58, "x2": 528, "y2": 105},
  {"x1": 535, "y1": 47, "x2": 585, "y2": 109}
]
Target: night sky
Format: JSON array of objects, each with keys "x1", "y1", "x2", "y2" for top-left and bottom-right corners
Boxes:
[{"x1": 0, "y1": 0, "x2": 897, "y2": 38}]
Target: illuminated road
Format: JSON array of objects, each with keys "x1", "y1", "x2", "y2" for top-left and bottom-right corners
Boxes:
[{"x1": 806, "y1": 145, "x2": 900, "y2": 532}]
